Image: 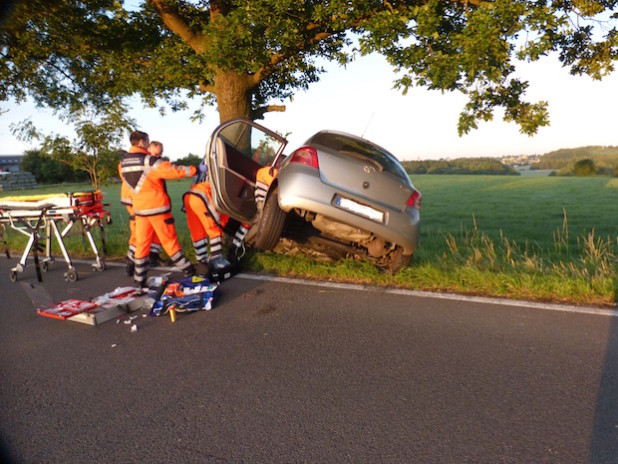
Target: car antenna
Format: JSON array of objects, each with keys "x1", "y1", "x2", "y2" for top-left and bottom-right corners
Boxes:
[{"x1": 361, "y1": 112, "x2": 375, "y2": 139}]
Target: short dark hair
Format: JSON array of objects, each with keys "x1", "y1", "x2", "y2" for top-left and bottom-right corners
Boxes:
[{"x1": 130, "y1": 130, "x2": 149, "y2": 146}]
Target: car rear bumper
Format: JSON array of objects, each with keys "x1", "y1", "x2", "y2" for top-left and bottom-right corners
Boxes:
[{"x1": 277, "y1": 167, "x2": 420, "y2": 254}]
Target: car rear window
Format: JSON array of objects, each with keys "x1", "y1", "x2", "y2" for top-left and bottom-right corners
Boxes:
[{"x1": 309, "y1": 132, "x2": 409, "y2": 180}]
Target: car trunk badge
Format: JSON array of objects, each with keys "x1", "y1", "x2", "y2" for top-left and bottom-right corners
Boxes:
[{"x1": 363, "y1": 165, "x2": 376, "y2": 174}]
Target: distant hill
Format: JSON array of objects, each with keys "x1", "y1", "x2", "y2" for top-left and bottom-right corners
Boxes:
[
  {"x1": 532, "y1": 146, "x2": 618, "y2": 174},
  {"x1": 402, "y1": 157, "x2": 519, "y2": 176}
]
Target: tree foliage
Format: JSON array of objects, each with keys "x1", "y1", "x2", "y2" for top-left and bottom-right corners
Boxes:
[
  {"x1": 13, "y1": 109, "x2": 132, "y2": 188},
  {"x1": 533, "y1": 145, "x2": 618, "y2": 175},
  {"x1": 19, "y1": 149, "x2": 87, "y2": 184},
  {"x1": 175, "y1": 153, "x2": 202, "y2": 168},
  {"x1": 2, "y1": 0, "x2": 618, "y2": 136},
  {"x1": 572, "y1": 158, "x2": 597, "y2": 176}
]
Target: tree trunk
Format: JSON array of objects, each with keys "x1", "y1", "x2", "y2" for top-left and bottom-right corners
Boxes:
[{"x1": 213, "y1": 71, "x2": 254, "y2": 123}]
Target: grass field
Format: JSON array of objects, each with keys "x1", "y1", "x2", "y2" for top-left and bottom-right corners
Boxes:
[{"x1": 2, "y1": 175, "x2": 617, "y2": 306}]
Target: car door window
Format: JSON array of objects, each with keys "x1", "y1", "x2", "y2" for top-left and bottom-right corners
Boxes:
[
  {"x1": 218, "y1": 122, "x2": 284, "y2": 167},
  {"x1": 208, "y1": 119, "x2": 287, "y2": 222}
]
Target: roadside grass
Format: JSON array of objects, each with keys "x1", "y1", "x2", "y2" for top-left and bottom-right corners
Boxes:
[{"x1": 1, "y1": 175, "x2": 617, "y2": 306}]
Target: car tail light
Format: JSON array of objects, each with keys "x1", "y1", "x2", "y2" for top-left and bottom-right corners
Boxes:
[
  {"x1": 406, "y1": 189, "x2": 422, "y2": 209},
  {"x1": 289, "y1": 146, "x2": 319, "y2": 169}
]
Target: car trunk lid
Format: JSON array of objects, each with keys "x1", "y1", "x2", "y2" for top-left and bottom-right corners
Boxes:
[{"x1": 314, "y1": 147, "x2": 413, "y2": 211}]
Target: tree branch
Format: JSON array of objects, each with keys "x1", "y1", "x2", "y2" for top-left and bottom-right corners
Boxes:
[
  {"x1": 199, "y1": 81, "x2": 216, "y2": 93},
  {"x1": 251, "y1": 104, "x2": 285, "y2": 120},
  {"x1": 250, "y1": 2, "x2": 417, "y2": 86},
  {"x1": 147, "y1": 0, "x2": 209, "y2": 54}
]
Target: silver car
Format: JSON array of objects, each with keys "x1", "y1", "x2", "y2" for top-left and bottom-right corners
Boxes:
[{"x1": 205, "y1": 119, "x2": 421, "y2": 272}]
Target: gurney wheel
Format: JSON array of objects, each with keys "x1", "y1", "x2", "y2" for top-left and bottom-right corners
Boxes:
[
  {"x1": 41, "y1": 262, "x2": 49, "y2": 273},
  {"x1": 93, "y1": 261, "x2": 106, "y2": 272},
  {"x1": 9, "y1": 270, "x2": 17, "y2": 282},
  {"x1": 64, "y1": 269, "x2": 78, "y2": 282}
]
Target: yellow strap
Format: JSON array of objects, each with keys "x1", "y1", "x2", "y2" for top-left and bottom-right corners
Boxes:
[{"x1": 0, "y1": 190, "x2": 101, "y2": 202}]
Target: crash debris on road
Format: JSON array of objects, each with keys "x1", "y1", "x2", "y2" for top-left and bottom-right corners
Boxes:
[{"x1": 36, "y1": 275, "x2": 221, "y2": 327}]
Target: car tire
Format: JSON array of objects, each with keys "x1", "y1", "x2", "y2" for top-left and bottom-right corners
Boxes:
[
  {"x1": 387, "y1": 246, "x2": 413, "y2": 273},
  {"x1": 252, "y1": 186, "x2": 287, "y2": 251}
]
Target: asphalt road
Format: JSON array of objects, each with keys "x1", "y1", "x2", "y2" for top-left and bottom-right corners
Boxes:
[{"x1": 1, "y1": 257, "x2": 617, "y2": 464}]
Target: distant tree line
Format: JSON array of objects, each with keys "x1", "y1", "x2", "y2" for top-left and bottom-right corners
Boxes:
[
  {"x1": 533, "y1": 146, "x2": 618, "y2": 177},
  {"x1": 174, "y1": 154, "x2": 202, "y2": 169},
  {"x1": 402, "y1": 146, "x2": 618, "y2": 177},
  {"x1": 402, "y1": 158, "x2": 519, "y2": 176},
  {"x1": 20, "y1": 150, "x2": 89, "y2": 184},
  {"x1": 19, "y1": 149, "x2": 202, "y2": 185}
]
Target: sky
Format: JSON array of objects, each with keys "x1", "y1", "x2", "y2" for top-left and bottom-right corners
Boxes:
[{"x1": 1, "y1": 51, "x2": 617, "y2": 162}]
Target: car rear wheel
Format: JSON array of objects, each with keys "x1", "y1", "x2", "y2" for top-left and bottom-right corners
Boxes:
[
  {"x1": 385, "y1": 246, "x2": 413, "y2": 273},
  {"x1": 252, "y1": 186, "x2": 287, "y2": 251}
]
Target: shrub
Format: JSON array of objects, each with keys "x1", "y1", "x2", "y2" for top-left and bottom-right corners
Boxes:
[{"x1": 573, "y1": 158, "x2": 596, "y2": 176}]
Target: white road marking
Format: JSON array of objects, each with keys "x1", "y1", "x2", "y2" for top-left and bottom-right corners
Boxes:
[
  {"x1": 6, "y1": 257, "x2": 616, "y2": 317},
  {"x1": 236, "y1": 273, "x2": 618, "y2": 318}
]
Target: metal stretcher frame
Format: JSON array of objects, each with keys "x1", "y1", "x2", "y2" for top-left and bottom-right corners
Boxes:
[{"x1": 0, "y1": 191, "x2": 110, "y2": 282}]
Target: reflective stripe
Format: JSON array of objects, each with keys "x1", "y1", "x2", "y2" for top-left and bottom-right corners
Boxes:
[
  {"x1": 210, "y1": 236, "x2": 223, "y2": 255},
  {"x1": 133, "y1": 205, "x2": 171, "y2": 216},
  {"x1": 232, "y1": 225, "x2": 249, "y2": 247},
  {"x1": 169, "y1": 250, "x2": 192, "y2": 270},
  {"x1": 255, "y1": 181, "x2": 268, "y2": 202},
  {"x1": 134, "y1": 256, "x2": 150, "y2": 285},
  {"x1": 150, "y1": 156, "x2": 162, "y2": 169},
  {"x1": 194, "y1": 239, "x2": 209, "y2": 261},
  {"x1": 121, "y1": 197, "x2": 133, "y2": 206},
  {"x1": 121, "y1": 154, "x2": 148, "y2": 195},
  {"x1": 170, "y1": 250, "x2": 184, "y2": 262},
  {"x1": 134, "y1": 267, "x2": 148, "y2": 277},
  {"x1": 134, "y1": 172, "x2": 148, "y2": 194},
  {"x1": 194, "y1": 238, "x2": 208, "y2": 248},
  {"x1": 185, "y1": 190, "x2": 221, "y2": 224}
]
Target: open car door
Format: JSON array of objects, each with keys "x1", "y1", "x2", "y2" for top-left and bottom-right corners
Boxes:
[{"x1": 206, "y1": 118, "x2": 287, "y2": 224}]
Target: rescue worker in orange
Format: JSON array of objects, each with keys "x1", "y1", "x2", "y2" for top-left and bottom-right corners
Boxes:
[
  {"x1": 254, "y1": 165, "x2": 278, "y2": 212},
  {"x1": 183, "y1": 162, "x2": 277, "y2": 273},
  {"x1": 120, "y1": 131, "x2": 196, "y2": 287},
  {"x1": 183, "y1": 163, "x2": 249, "y2": 273},
  {"x1": 118, "y1": 141, "x2": 164, "y2": 276}
]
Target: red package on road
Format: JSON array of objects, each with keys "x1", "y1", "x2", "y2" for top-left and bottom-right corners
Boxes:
[{"x1": 37, "y1": 299, "x2": 99, "y2": 320}]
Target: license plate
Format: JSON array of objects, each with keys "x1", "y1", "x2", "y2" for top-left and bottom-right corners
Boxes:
[{"x1": 334, "y1": 195, "x2": 384, "y2": 223}]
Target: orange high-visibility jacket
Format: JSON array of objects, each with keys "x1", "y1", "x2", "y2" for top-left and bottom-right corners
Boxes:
[
  {"x1": 183, "y1": 181, "x2": 224, "y2": 226},
  {"x1": 118, "y1": 161, "x2": 134, "y2": 207},
  {"x1": 120, "y1": 147, "x2": 197, "y2": 216}
]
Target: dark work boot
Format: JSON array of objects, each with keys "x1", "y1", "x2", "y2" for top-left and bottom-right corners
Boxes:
[
  {"x1": 149, "y1": 252, "x2": 161, "y2": 268},
  {"x1": 125, "y1": 259, "x2": 135, "y2": 277},
  {"x1": 183, "y1": 263, "x2": 196, "y2": 278},
  {"x1": 195, "y1": 260, "x2": 211, "y2": 277}
]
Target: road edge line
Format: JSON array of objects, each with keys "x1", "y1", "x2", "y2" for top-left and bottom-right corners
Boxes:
[{"x1": 235, "y1": 272, "x2": 618, "y2": 318}]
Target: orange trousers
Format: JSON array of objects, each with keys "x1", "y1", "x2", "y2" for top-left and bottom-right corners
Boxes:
[
  {"x1": 183, "y1": 182, "x2": 229, "y2": 262},
  {"x1": 126, "y1": 205, "x2": 161, "y2": 261},
  {"x1": 133, "y1": 212, "x2": 192, "y2": 285}
]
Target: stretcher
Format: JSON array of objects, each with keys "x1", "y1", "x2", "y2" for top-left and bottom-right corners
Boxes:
[{"x1": 0, "y1": 190, "x2": 111, "y2": 282}]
